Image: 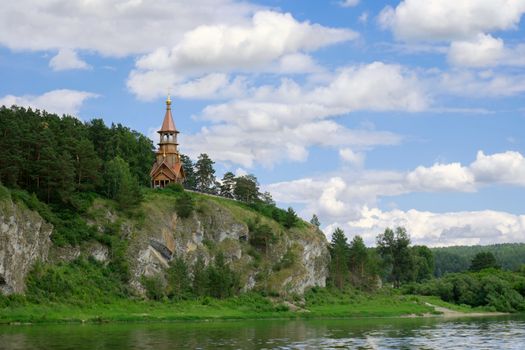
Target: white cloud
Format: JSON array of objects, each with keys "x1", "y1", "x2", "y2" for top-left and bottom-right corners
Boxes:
[
  {"x1": 379, "y1": 0, "x2": 525, "y2": 42},
  {"x1": 471, "y1": 150, "x2": 525, "y2": 186},
  {"x1": 267, "y1": 150, "x2": 525, "y2": 245},
  {"x1": 439, "y1": 70, "x2": 525, "y2": 97},
  {"x1": 340, "y1": 0, "x2": 360, "y2": 8},
  {"x1": 0, "y1": 89, "x2": 98, "y2": 116},
  {"x1": 178, "y1": 62, "x2": 426, "y2": 167},
  {"x1": 406, "y1": 162, "x2": 475, "y2": 192},
  {"x1": 49, "y1": 48, "x2": 91, "y2": 71},
  {"x1": 0, "y1": 0, "x2": 259, "y2": 56},
  {"x1": 128, "y1": 11, "x2": 357, "y2": 100},
  {"x1": 448, "y1": 34, "x2": 504, "y2": 67},
  {"x1": 448, "y1": 34, "x2": 525, "y2": 68},
  {"x1": 345, "y1": 207, "x2": 525, "y2": 247},
  {"x1": 339, "y1": 148, "x2": 365, "y2": 167}
]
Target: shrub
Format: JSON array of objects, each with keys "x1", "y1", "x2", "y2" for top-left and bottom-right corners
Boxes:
[
  {"x1": 164, "y1": 183, "x2": 184, "y2": 194},
  {"x1": 141, "y1": 275, "x2": 165, "y2": 301},
  {"x1": 175, "y1": 192, "x2": 195, "y2": 218}
]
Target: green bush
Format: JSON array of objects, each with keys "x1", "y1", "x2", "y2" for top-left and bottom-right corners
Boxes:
[
  {"x1": 25, "y1": 258, "x2": 126, "y2": 304},
  {"x1": 174, "y1": 191, "x2": 195, "y2": 218},
  {"x1": 164, "y1": 183, "x2": 184, "y2": 194},
  {"x1": 141, "y1": 275, "x2": 165, "y2": 301},
  {"x1": 0, "y1": 184, "x2": 10, "y2": 201},
  {"x1": 404, "y1": 269, "x2": 525, "y2": 312}
]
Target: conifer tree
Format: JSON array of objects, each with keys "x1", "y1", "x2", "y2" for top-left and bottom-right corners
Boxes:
[
  {"x1": 329, "y1": 227, "x2": 350, "y2": 290},
  {"x1": 195, "y1": 153, "x2": 216, "y2": 193},
  {"x1": 180, "y1": 154, "x2": 197, "y2": 190},
  {"x1": 310, "y1": 214, "x2": 321, "y2": 228},
  {"x1": 167, "y1": 255, "x2": 191, "y2": 300},
  {"x1": 192, "y1": 254, "x2": 208, "y2": 297},
  {"x1": 219, "y1": 172, "x2": 236, "y2": 198}
]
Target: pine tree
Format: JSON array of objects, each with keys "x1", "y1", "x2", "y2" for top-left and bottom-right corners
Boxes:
[
  {"x1": 283, "y1": 207, "x2": 298, "y2": 229},
  {"x1": 192, "y1": 254, "x2": 208, "y2": 297},
  {"x1": 167, "y1": 255, "x2": 191, "y2": 300},
  {"x1": 195, "y1": 153, "x2": 216, "y2": 193},
  {"x1": 180, "y1": 154, "x2": 197, "y2": 190},
  {"x1": 310, "y1": 214, "x2": 321, "y2": 228},
  {"x1": 376, "y1": 227, "x2": 414, "y2": 287},
  {"x1": 219, "y1": 172, "x2": 236, "y2": 198},
  {"x1": 329, "y1": 227, "x2": 350, "y2": 290},
  {"x1": 349, "y1": 235, "x2": 368, "y2": 278},
  {"x1": 233, "y1": 175, "x2": 259, "y2": 203}
]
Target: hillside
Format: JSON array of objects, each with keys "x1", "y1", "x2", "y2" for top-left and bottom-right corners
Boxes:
[
  {"x1": 432, "y1": 244, "x2": 525, "y2": 276},
  {"x1": 0, "y1": 185, "x2": 329, "y2": 298}
]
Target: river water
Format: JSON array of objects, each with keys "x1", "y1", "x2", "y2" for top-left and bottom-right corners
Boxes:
[{"x1": 0, "y1": 316, "x2": 524, "y2": 349}]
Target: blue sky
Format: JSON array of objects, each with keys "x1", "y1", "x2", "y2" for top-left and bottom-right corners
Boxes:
[{"x1": 1, "y1": 0, "x2": 525, "y2": 246}]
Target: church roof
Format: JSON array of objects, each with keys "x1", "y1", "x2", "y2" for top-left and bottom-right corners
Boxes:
[{"x1": 159, "y1": 95, "x2": 178, "y2": 133}]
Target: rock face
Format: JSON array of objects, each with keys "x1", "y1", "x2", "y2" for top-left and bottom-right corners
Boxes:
[
  {"x1": 0, "y1": 198, "x2": 53, "y2": 295},
  {"x1": 90, "y1": 195, "x2": 330, "y2": 295}
]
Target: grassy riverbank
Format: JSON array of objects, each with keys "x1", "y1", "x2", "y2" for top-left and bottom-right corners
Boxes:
[{"x1": 0, "y1": 291, "x2": 496, "y2": 325}]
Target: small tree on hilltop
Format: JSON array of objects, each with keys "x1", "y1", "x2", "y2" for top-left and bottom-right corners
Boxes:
[
  {"x1": 310, "y1": 214, "x2": 321, "y2": 228},
  {"x1": 233, "y1": 174, "x2": 260, "y2": 203},
  {"x1": 283, "y1": 207, "x2": 298, "y2": 229},
  {"x1": 195, "y1": 153, "x2": 216, "y2": 193},
  {"x1": 219, "y1": 172, "x2": 236, "y2": 198}
]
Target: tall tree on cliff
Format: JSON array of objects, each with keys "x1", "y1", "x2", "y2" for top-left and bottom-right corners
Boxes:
[
  {"x1": 180, "y1": 154, "x2": 197, "y2": 190},
  {"x1": 219, "y1": 171, "x2": 236, "y2": 198},
  {"x1": 195, "y1": 153, "x2": 216, "y2": 193},
  {"x1": 233, "y1": 174, "x2": 259, "y2": 203}
]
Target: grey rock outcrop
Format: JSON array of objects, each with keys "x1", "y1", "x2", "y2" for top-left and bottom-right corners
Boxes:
[
  {"x1": 102, "y1": 196, "x2": 331, "y2": 295},
  {"x1": 0, "y1": 198, "x2": 53, "y2": 295}
]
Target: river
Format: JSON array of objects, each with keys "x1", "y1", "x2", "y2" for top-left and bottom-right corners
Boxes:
[{"x1": 0, "y1": 315, "x2": 524, "y2": 349}]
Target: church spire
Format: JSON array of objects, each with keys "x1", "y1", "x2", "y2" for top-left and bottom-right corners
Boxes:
[{"x1": 159, "y1": 94, "x2": 177, "y2": 133}]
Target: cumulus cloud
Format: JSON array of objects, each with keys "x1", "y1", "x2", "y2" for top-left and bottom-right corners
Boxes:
[
  {"x1": 379, "y1": 1, "x2": 525, "y2": 68},
  {"x1": 345, "y1": 207, "x2": 525, "y2": 246},
  {"x1": 0, "y1": 0, "x2": 258, "y2": 56},
  {"x1": 406, "y1": 162, "x2": 475, "y2": 192},
  {"x1": 448, "y1": 34, "x2": 504, "y2": 67},
  {"x1": 178, "y1": 62, "x2": 426, "y2": 167},
  {"x1": 470, "y1": 151, "x2": 525, "y2": 186},
  {"x1": 379, "y1": 0, "x2": 525, "y2": 42},
  {"x1": 439, "y1": 70, "x2": 525, "y2": 97},
  {"x1": 0, "y1": 89, "x2": 98, "y2": 116},
  {"x1": 267, "y1": 150, "x2": 525, "y2": 245},
  {"x1": 49, "y1": 48, "x2": 91, "y2": 71},
  {"x1": 128, "y1": 11, "x2": 357, "y2": 99}
]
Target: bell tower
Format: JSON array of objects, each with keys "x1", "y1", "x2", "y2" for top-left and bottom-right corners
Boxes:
[{"x1": 150, "y1": 95, "x2": 185, "y2": 188}]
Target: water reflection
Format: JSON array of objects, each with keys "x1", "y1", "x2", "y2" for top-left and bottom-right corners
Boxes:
[{"x1": 0, "y1": 316, "x2": 523, "y2": 350}]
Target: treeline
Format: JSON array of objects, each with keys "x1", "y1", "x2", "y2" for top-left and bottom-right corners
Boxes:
[
  {"x1": 328, "y1": 227, "x2": 433, "y2": 291},
  {"x1": 0, "y1": 106, "x2": 154, "y2": 205},
  {"x1": 328, "y1": 226, "x2": 525, "y2": 312},
  {"x1": 432, "y1": 243, "x2": 525, "y2": 276}
]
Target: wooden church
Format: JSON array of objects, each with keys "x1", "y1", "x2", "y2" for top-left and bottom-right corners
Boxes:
[{"x1": 150, "y1": 96, "x2": 185, "y2": 188}]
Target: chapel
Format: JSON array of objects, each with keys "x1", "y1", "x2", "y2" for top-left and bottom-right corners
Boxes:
[{"x1": 149, "y1": 95, "x2": 185, "y2": 188}]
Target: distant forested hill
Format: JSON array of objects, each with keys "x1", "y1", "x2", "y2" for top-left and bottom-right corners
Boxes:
[{"x1": 432, "y1": 243, "x2": 525, "y2": 276}]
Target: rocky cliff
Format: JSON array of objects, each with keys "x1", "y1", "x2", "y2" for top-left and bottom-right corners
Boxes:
[
  {"x1": 88, "y1": 191, "x2": 330, "y2": 295},
  {"x1": 0, "y1": 190, "x2": 330, "y2": 296},
  {"x1": 0, "y1": 195, "x2": 53, "y2": 294}
]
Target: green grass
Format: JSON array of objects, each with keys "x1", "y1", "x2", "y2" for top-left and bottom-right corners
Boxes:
[{"x1": 1, "y1": 291, "x2": 483, "y2": 324}]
